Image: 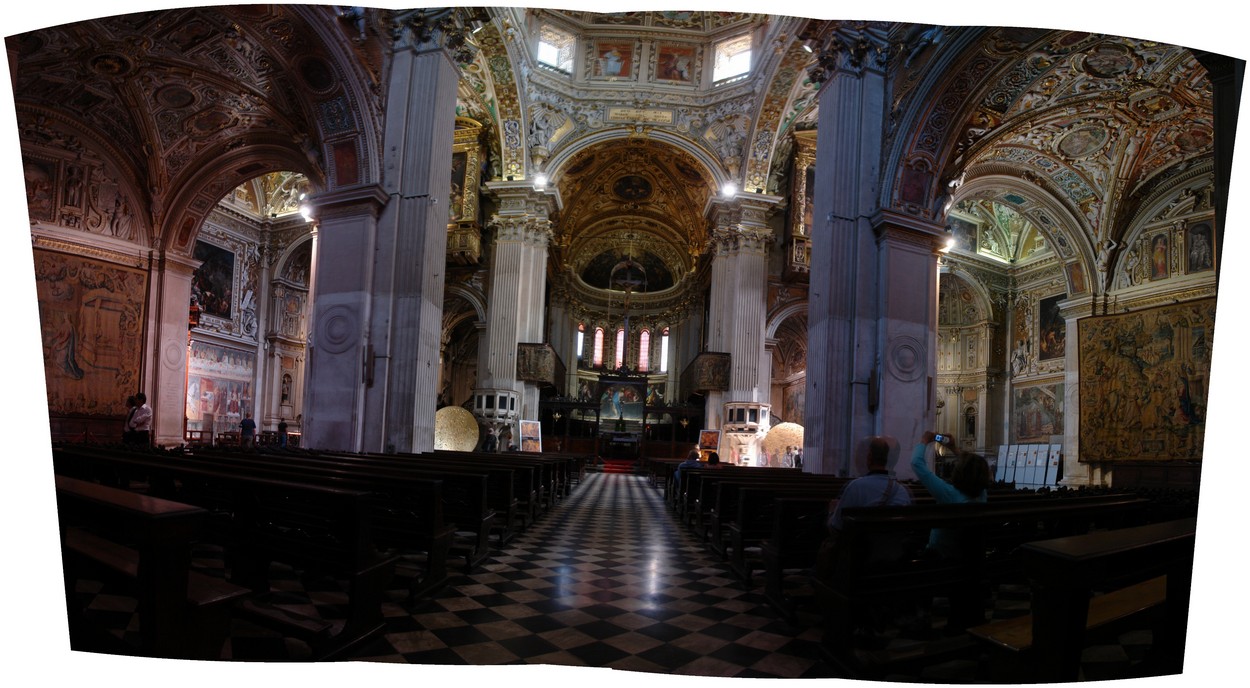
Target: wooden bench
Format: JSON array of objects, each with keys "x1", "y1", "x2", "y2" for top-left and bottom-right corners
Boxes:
[
  {"x1": 703, "y1": 475, "x2": 850, "y2": 557},
  {"x1": 53, "y1": 446, "x2": 400, "y2": 660},
  {"x1": 968, "y1": 517, "x2": 1195, "y2": 682},
  {"x1": 810, "y1": 494, "x2": 1153, "y2": 679},
  {"x1": 161, "y1": 447, "x2": 457, "y2": 596},
  {"x1": 56, "y1": 475, "x2": 251, "y2": 659},
  {"x1": 184, "y1": 445, "x2": 498, "y2": 574}
]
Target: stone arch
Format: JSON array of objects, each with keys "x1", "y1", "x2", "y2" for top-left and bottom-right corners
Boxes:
[
  {"x1": 546, "y1": 128, "x2": 728, "y2": 189},
  {"x1": 162, "y1": 145, "x2": 325, "y2": 256},
  {"x1": 951, "y1": 174, "x2": 1097, "y2": 291}
]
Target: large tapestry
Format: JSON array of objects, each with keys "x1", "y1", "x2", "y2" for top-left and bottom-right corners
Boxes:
[
  {"x1": 34, "y1": 249, "x2": 146, "y2": 416},
  {"x1": 1078, "y1": 298, "x2": 1215, "y2": 462},
  {"x1": 186, "y1": 340, "x2": 256, "y2": 430}
]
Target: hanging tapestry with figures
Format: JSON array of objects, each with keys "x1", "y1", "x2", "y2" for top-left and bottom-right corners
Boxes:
[
  {"x1": 34, "y1": 248, "x2": 146, "y2": 417},
  {"x1": 1078, "y1": 298, "x2": 1215, "y2": 462}
]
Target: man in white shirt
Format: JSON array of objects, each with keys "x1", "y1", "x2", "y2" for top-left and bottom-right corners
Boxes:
[{"x1": 127, "y1": 392, "x2": 152, "y2": 447}]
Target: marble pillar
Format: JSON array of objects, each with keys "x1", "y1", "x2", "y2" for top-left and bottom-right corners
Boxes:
[
  {"x1": 303, "y1": 27, "x2": 461, "y2": 453},
  {"x1": 474, "y1": 182, "x2": 559, "y2": 434},
  {"x1": 705, "y1": 195, "x2": 779, "y2": 462},
  {"x1": 147, "y1": 251, "x2": 199, "y2": 447},
  {"x1": 804, "y1": 29, "x2": 891, "y2": 477}
]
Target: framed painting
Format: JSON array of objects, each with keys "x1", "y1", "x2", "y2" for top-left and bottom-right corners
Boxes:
[
  {"x1": 192, "y1": 240, "x2": 236, "y2": 319},
  {"x1": 1011, "y1": 382, "x2": 1065, "y2": 444},
  {"x1": 1037, "y1": 293, "x2": 1067, "y2": 361},
  {"x1": 1185, "y1": 221, "x2": 1215, "y2": 273},
  {"x1": 698, "y1": 429, "x2": 721, "y2": 451},
  {"x1": 950, "y1": 217, "x2": 978, "y2": 252},
  {"x1": 1066, "y1": 261, "x2": 1087, "y2": 294},
  {"x1": 599, "y1": 380, "x2": 644, "y2": 421},
  {"x1": 23, "y1": 155, "x2": 59, "y2": 223},
  {"x1": 654, "y1": 43, "x2": 697, "y2": 84},
  {"x1": 519, "y1": 419, "x2": 542, "y2": 453},
  {"x1": 1149, "y1": 233, "x2": 1169, "y2": 280},
  {"x1": 590, "y1": 39, "x2": 635, "y2": 79}
]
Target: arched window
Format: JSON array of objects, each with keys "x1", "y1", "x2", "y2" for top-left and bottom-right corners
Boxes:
[
  {"x1": 593, "y1": 327, "x2": 604, "y2": 367},
  {"x1": 639, "y1": 329, "x2": 651, "y2": 372},
  {"x1": 576, "y1": 323, "x2": 585, "y2": 363},
  {"x1": 660, "y1": 328, "x2": 671, "y2": 373},
  {"x1": 615, "y1": 328, "x2": 626, "y2": 369}
]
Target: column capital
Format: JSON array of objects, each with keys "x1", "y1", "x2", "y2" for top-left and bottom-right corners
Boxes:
[
  {"x1": 807, "y1": 22, "x2": 892, "y2": 85},
  {"x1": 485, "y1": 180, "x2": 562, "y2": 219},
  {"x1": 307, "y1": 183, "x2": 390, "y2": 223},
  {"x1": 390, "y1": 7, "x2": 477, "y2": 64},
  {"x1": 873, "y1": 209, "x2": 948, "y2": 253}
]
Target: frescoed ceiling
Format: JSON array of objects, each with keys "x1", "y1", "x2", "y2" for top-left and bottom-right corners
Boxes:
[{"x1": 899, "y1": 27, "x2": 1214, "y2": 272}]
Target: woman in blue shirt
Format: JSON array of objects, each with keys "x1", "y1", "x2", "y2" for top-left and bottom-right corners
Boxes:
[{"x1": 910, "y1": 431, "x2": 990, "y2": 557}]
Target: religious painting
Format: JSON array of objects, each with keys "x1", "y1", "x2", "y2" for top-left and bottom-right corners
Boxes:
[
  {"x1": 1078, "y1": 298, "x2": 1215, "y2": 462},
  {"x1": 449, "y1": 151, "x2": 467, "y2": 222},
  {"x1": 784, "y1": 382, "x2": 806, "y2": 425},
  {"x1": 1012, "y1": 382, "x2": 1064, "y2": 444},
  {"x1": 186, "y1": 340, "x2": 256, "y2": 431},
  {"x1": 699, "y1": 429, "x2": 721, "y2": 452},
  {"x1": 654, "y1": 43, "x2": 697, "y2": 84},
  {"x1": 34, "y1": 249, "x2": 146, "y2": 417},
  {"x1": 192, "y1": 240, "x2": 235, "y2": 319},
  {"x1": 575, "y1": 377, "x2": 597, "y2": 403},
  {"x1": 1066, "y1": 262, "x2": 1087, "y2": 294},
  {"x1": 1185, "y1": 221, "x2": 1215, "y2": 273},
  {"x1": 950, "y1": 217, "x2": 978, "y2": 252},
  {"x1": 1038, "y1": 293, "x2": 1067, "y2": 361},
  {"x1": 591, "y1": 40, "x2": 634, "y2": 79},
  {"x1": 685, "y1": 352, "x2": 731, "y2": 393},
  {"x1": 645, "y1": 383, "x2": 666, "y2": 407},
  {"x1": 519, "y1": 420, "x2": 542, "y2": 454},
  {"x1": 1149, "y1": 233, "x2": 1170, "y2": 280},
  {"x1": 23, "y1": 155, "x2": 59, "y2": 223},
  {"x1": 599, "y1": 380, "x2": 645, "y2": 422}
]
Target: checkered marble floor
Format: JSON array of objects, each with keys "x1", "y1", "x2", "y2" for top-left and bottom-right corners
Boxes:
[
  {"x1": 344, "y1": 472, "x2": 833, "y2": 677},
  {"x1": 67, "y1": 472, "x2": 1165, "y2": 681}
]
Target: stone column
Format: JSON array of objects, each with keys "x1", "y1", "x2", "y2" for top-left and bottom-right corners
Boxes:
[
  {"x1": 301, "y1": 185, "x2": 389, "y2": 452},
  {"x1": 473, "y1": 182, "x2": 559, "y2": 437},
  {"x1": 147, "y1": 251, "x2": 199, "y2": 447},
  {"x1": 705, "y1": 195, "x2": 779, "y2": 463},
  {"x1": 804, "y1": 25, "x2": 894, "y2": 476},
  {"x1": 874, "y1": 216, "x2": 945, "y2": 480},
  {"x1": 1060, "y1": 296, "x2": 1094, "y2": 486}
]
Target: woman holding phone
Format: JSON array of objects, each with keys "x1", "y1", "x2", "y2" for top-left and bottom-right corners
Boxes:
[{"x1": 910, "y1": 431, "x2": 990, "y2": 557}]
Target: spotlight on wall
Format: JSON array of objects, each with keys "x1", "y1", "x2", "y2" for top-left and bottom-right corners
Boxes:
[
  {"x1": 534, "y1": 173, "x2": 548, "y2": 189},
  {"x1": 941, "y1": 235, "x2": 956, "y2": 253},
  {"x1": 721, "y1": 181, "x2": 737, "y2": 198},
  {"x1": 299, "y1": 203, "x2": 314, "y2": 222}
]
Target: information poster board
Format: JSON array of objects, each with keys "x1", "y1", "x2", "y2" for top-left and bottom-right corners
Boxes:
[{"x1": 519, "y1": 420, "x2": 542, "y2": 453}]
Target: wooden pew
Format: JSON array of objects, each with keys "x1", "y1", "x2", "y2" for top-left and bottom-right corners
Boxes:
[
  {"x1": 53, "y1": 446, "x2": 400, "y2": 660},
  {"x1": 56, "y1": 475, "x2": 251, "y2": 659},
  {"x1": 702, "y1": 475, "x2": 850, "y2": 557},
  {"x1": 230, "y1": 448, "x2": 501, "y2": 570},
  {"x1": 968, "y1": 516, "x2": 1196, "y2": 682},
  {"x1": 157, "y1": 447, "x2": 458, "y2": 594},
  {"x1": 810, "y1": 494, "x2": 1152, "y2": 679}
]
